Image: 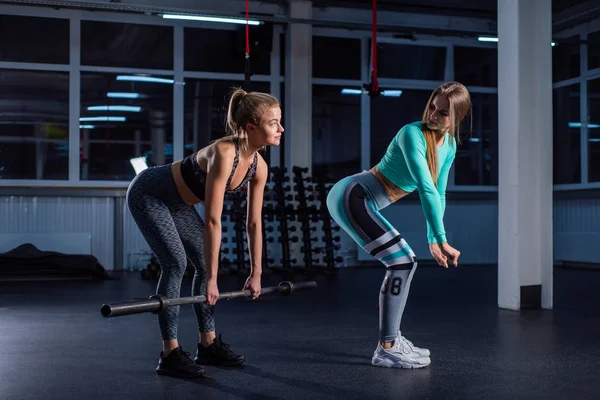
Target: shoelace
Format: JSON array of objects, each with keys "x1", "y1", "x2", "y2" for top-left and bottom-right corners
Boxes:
[
  {"x1": 214, "y1": 335, "x2": 233, "y2": 355},
  {"x1": 400, "y1": 336, "x2": 416, "y2": 351},
  {"x1": 175, "y1": 349, "x2": 195, "y2": 365}
]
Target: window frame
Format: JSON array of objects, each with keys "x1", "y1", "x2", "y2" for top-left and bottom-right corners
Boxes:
[
  {"x1": 1, "y1": 4, "x2": 599, "y2": 193},
  {"x1": 553, "y1": 21, "x2": 600, "y2": 191},
  {"x1": 0, "y1": 4, "x2": 281, "y2": 188}
]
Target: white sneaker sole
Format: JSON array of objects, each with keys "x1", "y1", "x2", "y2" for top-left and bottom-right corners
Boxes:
[{"x1": 371, "y1": 356, "x2": 431, "y2": 369}]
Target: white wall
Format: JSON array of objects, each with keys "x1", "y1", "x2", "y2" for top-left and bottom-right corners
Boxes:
[
  {"x1": 554, "y1": 197, "x2": 600, "y2": 264},
  {"x1": 0, "y1": 195, "x2": 114, "y2": 269}
]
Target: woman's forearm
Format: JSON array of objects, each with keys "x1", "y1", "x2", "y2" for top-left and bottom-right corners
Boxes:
[
  {"x1": 246, "y1": 221, "x2": 262, "y2": 276},
  {"x1": 204, "y1": 221, "x2": 222, "y2": 281}
]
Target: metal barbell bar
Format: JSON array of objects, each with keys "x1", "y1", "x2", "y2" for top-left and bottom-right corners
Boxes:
[{"x1": 100, "y1": 280, "x2": 317, "y2": 318}]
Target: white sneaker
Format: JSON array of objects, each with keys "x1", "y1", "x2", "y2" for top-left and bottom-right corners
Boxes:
[
  {"x1": 398, "y1": 331, "x2": 431, "y2": 358},
  {"x1": 371, "y1": 340, "x2": 431, "y2": 369}
]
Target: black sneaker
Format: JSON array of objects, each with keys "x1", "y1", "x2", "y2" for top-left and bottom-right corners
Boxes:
[
  {"x1": 156, "y1": 346, "x2": 205, "y2": 378},
  {"x1": 195, "y1": 335, "x2": 245, "y2": 366}
]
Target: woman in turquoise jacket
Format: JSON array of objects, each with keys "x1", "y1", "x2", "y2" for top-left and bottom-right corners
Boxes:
[{"x1": 327, "y1": 81, "x2": 472, "y2": 369}]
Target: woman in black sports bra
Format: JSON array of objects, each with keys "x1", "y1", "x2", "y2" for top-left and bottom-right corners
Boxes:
[{"x1": 126, "y1": 88, "x2": 283, "y2": 379}]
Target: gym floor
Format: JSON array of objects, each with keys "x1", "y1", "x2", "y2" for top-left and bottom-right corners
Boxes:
[{"x1": 1, "y1": 264, "x2": 599, "y2": 400}]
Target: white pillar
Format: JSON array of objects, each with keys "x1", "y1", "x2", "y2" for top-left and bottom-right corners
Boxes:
[
  {"x1": 173, "y1": 25, "x2": 184, "y2": 163},
  {"x1": 269, "y1": 25, "x2": 282, "y2": 168},
  {"x1": 193, "y1": 81, "x2": 212, "y2": 150},
  {"x1": 151, "y1": 110, "x2": 166, "y2": 166},
  {"x1": 69, "y1": 18, "x2": 81, "y2": 181},
  {"x1": 134, "y1": 129, "x2": 141, "y2": 156},
  {"x1": 34, "y1": 125, "x2": 47, "y2": 180},
  {"x1": 81, "y1": 129, "x2": 89, "y2": 180},
  {"x1": 285, "y1": 0, "x2": 312, "y2": 175},
  {"x1": 497, "y1": 0, "x2": 553, "y2": 310}
]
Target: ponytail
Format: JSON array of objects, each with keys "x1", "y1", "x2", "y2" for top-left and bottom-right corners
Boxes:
[{"x1": 226, "y1": 88, "x2": 247, "y2": 138}]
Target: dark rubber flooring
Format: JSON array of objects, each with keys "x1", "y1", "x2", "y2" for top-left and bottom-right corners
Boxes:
[{"x1": 1, "y1": 264, "x2": 599, "y2": 400}]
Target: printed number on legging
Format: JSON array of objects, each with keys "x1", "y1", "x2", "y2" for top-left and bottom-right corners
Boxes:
[{"x1": 381, "y1": 277, "x2": 403, "y2": 295}]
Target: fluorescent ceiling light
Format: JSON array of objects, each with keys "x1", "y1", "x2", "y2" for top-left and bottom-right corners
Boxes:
[
  {"x1": 568, "y1": 122, "x2": 600, "y2": 129},
  {"x1": 87, "y1": 105, "x2": 142, "y2": 112},
  {"x1": 162, "y1": 13, "x2": 261, "y2": 25},
  {"x1": 589, "y1": 138, "x2": 600, "y2": 142},
  {"x1": 130, "y1": 157, "x2": 148, "y2": 174},
  {"x1": 107, "y1": 92, "x2": 141, "y2": 99},
  {"x1": 79, "y1": 116, "x2": 127, "y2": 122},
  {"x1": 382, "y1": 90, "x2": 403, "y2": 97},
  {"x1": 116, "y1": 75, "x2": 174, "y2": 84},
  {"x1": 341, "y1": 89, "x2": 363, "y2": 95},
  {"x1": 478, "y1": 36, "x2": 555, "y2": 46},
  {"x1": 341, "y1": 88, "x2": 402, "y2": 97},
  {"x1": 79, "y1": 125, "x2": 95, "y2": 129}
]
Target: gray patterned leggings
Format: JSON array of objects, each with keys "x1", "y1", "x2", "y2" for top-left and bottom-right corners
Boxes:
[{"x1": 126, "y1": 164, "x2": 215, "y2": 340}]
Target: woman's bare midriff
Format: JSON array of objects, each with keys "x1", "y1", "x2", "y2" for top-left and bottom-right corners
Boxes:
[
  {"x1": 171, "y1": 160, "x2": 203, "y2": 206},
  {"x1": 369, "y1": 166, "x2": 410, "y2": 203}
]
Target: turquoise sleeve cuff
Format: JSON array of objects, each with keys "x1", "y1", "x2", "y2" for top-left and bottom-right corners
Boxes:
[{"x1": 427, "y1": 233, "x2": 447, "y2": 244}]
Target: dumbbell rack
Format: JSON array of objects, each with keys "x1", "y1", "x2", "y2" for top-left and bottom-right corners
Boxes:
[
  {"x1": 261, "y1": 166, "x2": 342, "y2": 277},
  {"x1": 313, "y1": 173, "x2": 343, "y2": 273},
  {"x1": 138, "y1": 165, "x2": 344, "y2": 280},
  {"x1": 292, "y1": 166, "x2": 320, "y2": 275},
  {"x1": 227, "y1": 191, "x2": 249, "y2": 275},
  {"x1": 265, "y1": 166, "x2": 297, "y2": 275},
  {"x1": 218, "y1": 225, "x2": 236, "y2": 274}
]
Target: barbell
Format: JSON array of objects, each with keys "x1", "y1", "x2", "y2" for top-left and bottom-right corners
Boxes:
[{"x1": 100, "y1": 280, "x2": 317, "y2": 318}]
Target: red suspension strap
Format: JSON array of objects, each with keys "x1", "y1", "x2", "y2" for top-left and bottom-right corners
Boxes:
[
  {"x1": 244, "y1": 0, "x2": 251, "y2": 87},
  {"x1": 364, "y1": 0, "x2": 382, "y2": 97},
  {"x1": 371, "y1": 0, "x2": 379, "y2": 93}
]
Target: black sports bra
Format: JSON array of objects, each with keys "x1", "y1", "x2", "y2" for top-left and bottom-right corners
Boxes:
[{"x1": 180, "y1": 140, "x2": 258, "y2": 201}]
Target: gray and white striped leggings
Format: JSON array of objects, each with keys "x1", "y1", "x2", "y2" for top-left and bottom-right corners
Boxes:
[
  {"x1": 126, "y1": 164, "x2": 214, "y2": 340},
  {"x1": 326, "y1": 170, "x2": 418, "y2": 343}
]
